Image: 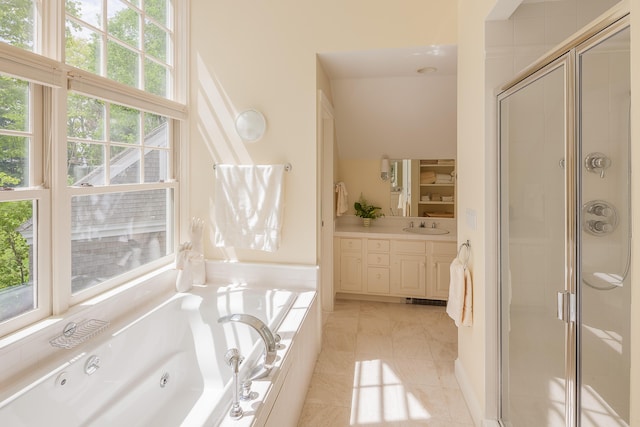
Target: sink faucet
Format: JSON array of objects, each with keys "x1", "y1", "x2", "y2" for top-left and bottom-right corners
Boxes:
[
  {"x1": 218, "y1": 313, "x2": 280, "y2": 372},
  {"x1": 431, "y1": 222, "x2": 437, "y2": 229}
]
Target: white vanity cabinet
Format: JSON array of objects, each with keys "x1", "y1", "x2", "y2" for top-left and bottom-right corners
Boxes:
[
  {"x1": 336, "y1": 236, "x2": 456, "y2": 300},
  {"x1": 338, "y1": 238, "x2": 364, "y2": 292},
  {"x1": 390, "y1": 240, "x2": 427, "y2": 297},
  {"x1": 427, "y1": 242, "x2": 457, "y2": 300},
  {"x1": 366, "y1": 239, "x2": 390, "y2": 294}
]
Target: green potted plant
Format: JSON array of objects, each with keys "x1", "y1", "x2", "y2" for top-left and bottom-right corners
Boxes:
[{"x1": 354, "y1": 194, "x2": 383, "y2": 227}]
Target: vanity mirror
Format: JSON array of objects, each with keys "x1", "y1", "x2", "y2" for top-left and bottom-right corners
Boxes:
[{"x1": 389, "y1": 158, "x2": 456, "y2": 218}]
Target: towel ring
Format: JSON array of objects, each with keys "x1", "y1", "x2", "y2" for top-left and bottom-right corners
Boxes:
[{"x1": 458, "y1": 240, "x2": 471, "y2": 268}]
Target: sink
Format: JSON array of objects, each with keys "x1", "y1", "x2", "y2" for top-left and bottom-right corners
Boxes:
[{"x1": 402, "y1": 227, "x2": 450, "y2": 235}]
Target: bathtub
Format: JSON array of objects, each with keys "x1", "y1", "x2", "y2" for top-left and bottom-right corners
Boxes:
[{"x1": 0, "y1": 281, "x2": 319, "y2": 426}]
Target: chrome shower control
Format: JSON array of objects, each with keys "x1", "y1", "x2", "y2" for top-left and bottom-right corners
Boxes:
[
  {"x1": 583, "y1": 200, "x2": 618, "y2": 235},
  {"x1": 584, "y1": 152, "x2": 612, "y2": 178}
]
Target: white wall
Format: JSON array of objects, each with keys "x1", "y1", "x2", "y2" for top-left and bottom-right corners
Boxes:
[{"x1": 189, "y1": 0, "x2": 457, "y2": 265}]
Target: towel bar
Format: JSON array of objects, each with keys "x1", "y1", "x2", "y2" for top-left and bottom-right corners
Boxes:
[{"x1": 213, "y1": 163, "x2": 292, "y2": 172}]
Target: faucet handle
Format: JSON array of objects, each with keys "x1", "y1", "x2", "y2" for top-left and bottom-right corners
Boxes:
[{"x1": 224, "y1": 348, "x2": 244, "y2": 371}]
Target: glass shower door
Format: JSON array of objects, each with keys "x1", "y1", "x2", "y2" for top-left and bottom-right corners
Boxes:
[
  {"x1": 498, "y1": 58, "x2": 571, "y2": 427},
  {"x1": 578, "y1": 23, "x2": 631, "y2": 427}
]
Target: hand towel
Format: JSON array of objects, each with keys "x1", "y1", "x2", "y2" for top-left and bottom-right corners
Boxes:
[
  {"x1": 214, "y1": 164, "x2": 285, "y2": 252},
  {"x1": 335, "y1": 182, "x2": 349, "y2": 216},
  {"x1": 435, "y1": 173, "x2": 453, "y2": 183},
  {"x1": 421, "y1": 171, "x2": 437, "y2": 184},
  {"x1": 446, "y1": 258, "x2": 473, "y2": 327}
]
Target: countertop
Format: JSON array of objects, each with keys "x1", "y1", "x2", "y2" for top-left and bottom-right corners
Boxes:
[{"x1": 334, "y1": 224, "x2": 457, "y2": 242}]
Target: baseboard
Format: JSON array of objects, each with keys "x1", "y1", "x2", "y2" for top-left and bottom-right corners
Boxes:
[{"x1": 454, "y1": 358, "x2": 501, "y2": 427}]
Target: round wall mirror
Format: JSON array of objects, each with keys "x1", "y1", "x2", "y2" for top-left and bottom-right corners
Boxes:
[{"x1": 235, "y1": 109, "x2": 266, "y2": 142}]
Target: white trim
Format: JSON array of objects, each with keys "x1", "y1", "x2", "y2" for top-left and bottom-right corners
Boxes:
[
  {"x1": 0, "y1": 43, "x2": 64, "y2": 87},
  {"x1": 317, "y1": 89, "x2": 335, "y2": 313},
  {"x1": 67, "y1": 70, "x2": 187, "y2": 119},
  {"x1": 455, "y1": 357, "x2": 494, "y2": 427}
]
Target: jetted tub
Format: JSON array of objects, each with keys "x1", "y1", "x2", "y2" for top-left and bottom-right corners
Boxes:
[{"x1": 0, "y1": 283, "x2": 317, "y2": 426}]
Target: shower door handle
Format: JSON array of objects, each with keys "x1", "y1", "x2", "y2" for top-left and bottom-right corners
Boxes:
[{"x1": 556, "y1": 291, "x2": 576, "y2": 323}]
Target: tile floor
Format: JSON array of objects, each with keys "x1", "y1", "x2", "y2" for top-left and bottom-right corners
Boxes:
[{"x1": 297, "y1": 299, "x2": 474, "y2": 427}]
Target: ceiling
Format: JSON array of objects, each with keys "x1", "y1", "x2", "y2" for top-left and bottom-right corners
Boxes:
[{"x1": 319, "y1": 45, "x2": 458, "y2": 160}]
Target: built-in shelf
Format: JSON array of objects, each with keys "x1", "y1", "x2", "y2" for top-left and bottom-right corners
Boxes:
[{"x1": 418, "y1": 159, "x2": 456, "y2": 218}]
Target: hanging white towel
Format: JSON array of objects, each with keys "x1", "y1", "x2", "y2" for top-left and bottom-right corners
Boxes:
[
  {"x1": 214, "y1": 164, "x2": 285, "y2": 252},
  {"x1": 446, "y1": 258, "x2": 473, "y2": 327},
  {"x1": 336, "y1": 182, "x2": 349, "y2": 216}
]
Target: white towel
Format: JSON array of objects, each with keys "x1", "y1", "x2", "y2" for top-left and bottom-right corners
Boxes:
[
  {"x1": 214, "y1": 164, "x2": 285, "y2": 252},
  {"x1": 446, "y1": 258, "x2": 473, "y2": 327},
  {"x1": 435, "y1": 173, "x2": 453, "y2": 183},
  {"x1": 336, "y1": 182, "x2": 349, "y2": 216}
]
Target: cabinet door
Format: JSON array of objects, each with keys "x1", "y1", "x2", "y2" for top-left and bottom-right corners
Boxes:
[
  {"x1": 391, "y1": 254, "x2": 426, "y2": 297},
  {"x1": 428, "y1": 254, "x2": 454, "y2": 300},
  {"x1": 340, "y1": 252, "x2": 363, "y2": 292},
  {"x1": 367, "y1": 267, "x2": 390, "y2": 294}
]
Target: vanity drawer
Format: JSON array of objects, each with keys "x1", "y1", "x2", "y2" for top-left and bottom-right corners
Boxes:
[
  {"x1": 392, "y1": 240, "x2": 426, "y2": 254},
  {"x1": 367, "y1": 239, "x2": 390, "y2": 252},
  {"x1": 367, "y1": 267, "x2": 390, "y2": 293},
  {"x1": 341, "y1": 238, "x2": 362, "y2": 251},
  {"x1": 367, "y1": 253, "x2": 390, "y2": 266}
]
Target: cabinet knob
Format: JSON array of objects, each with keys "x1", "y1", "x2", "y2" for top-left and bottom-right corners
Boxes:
[
  {"x1": 377, "y1": 256, "x2": 381, "y2": 263},
  {"x1": 376, "y1": 274, "x2": 381, "y2": 279}
]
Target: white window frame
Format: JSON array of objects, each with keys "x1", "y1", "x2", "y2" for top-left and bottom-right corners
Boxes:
[
  {"x1": 0, "y1": 0, "x2": 189, "y2": 334},
  {"x1": 0, "y1": 75, "x2": 52, "y2": 337}
]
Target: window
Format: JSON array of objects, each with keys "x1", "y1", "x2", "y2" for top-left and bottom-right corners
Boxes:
[
  {"x1": 0, "y1": 0, "x2": 185, "y2": 336},
  {"x1": 65, "y1": 0, "x2": 174, "y2": 97},
  {"x1": 0, "y1": 0, "x2": 36, "y2": 51},
  {"x1": 67, "y1": 95, "x2": 173, "y2": 296},
  {"x1": 0, "y1": 74, "x2": 48, "y2": 327}
]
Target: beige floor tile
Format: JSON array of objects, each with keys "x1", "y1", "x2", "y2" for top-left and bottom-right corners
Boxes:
[
  {"x1": 358, "y1": 314, "x2": 392, "y2": 336},
  {"x1": 392, "y1": 357, "x2": 441, "y2": 386},
  {"x1": 356, "y1": 333, "x2": 394, "y2": 358},
  {"x1": 314, "y1": 349, "x2": 356, "y2": 377},
  {"x1": 297, "y1": 402, "x2": 351, "y2": 426},
  {"x1": 392, "y1": 332, "x2": 433, "y2": 360},
  {"x1": 298, "y1": 403, "x2": 350, "y2": 427},
  {"x1": 322, "y1": 329, "x2": 357, "y2": 353},
  {"x1": 301, "y1": 298, "x2": 472, "y2": 426},
  {"x1": 428, "y1": 339, "x2": 457, "y2": 361},
  {"x1": 304, "y1": 372, "x2": 354, "y2": 407}
]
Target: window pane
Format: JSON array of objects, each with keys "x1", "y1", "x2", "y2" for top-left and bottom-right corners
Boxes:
[
  {"x1": 107, "y1": 40, "x2": 139, "y2": 88},
  {"x1": 144, "y1": 59, "x2": 167, "y2": 97},
  {"x1": 0, "y1": 200, "x2": 35, "y2": 323},
  {"x1": 144, "y1": 149, "x2": 168, "y2": 183},
  {"x1": 145, "y1": 0, "x2": 168, "y2": 27},
  {"x1": 144, "y1": 113, "x2": 167, "y2": 147},
  {"x1": 0, "y1": 76, "x2": 29, "y2": 132},
  {"x1": 68, "y1": 141, "x2": 105, "y2": 185},
  {"x1": 66, "y1": 0, "x2": 103, "y2": 30},
  {"x1": 0, "y1": 136, "x2": 29, "y2": 188},
  {"x1": 71, "y1": 189, "x2": 171, "y2": 294},
  {"x1": 110, "y1": 104, "x2": 140, "y2": 144},
  {"x1": 0, "y1": 0, "x2": 35, "y2": 51},
  {"x1": 144, "y1": 20, "x2": 167, "y2": 62},
  {"x1": 68, "y1": 94, "x2": 105, "y2": 140},
  {"x1": 65, "y1": 20, "x2": 103, "y2": 74},
  {"x1": 108, "y1": 0, "x2": 140, "y2": 50},
  {"x1": 110, "y1": 145, "x2": 140, "y2": 184}
]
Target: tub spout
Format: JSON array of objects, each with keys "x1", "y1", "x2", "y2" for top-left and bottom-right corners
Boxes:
[{"x1": 218, "y1": 314, "x2": 279, "y2": 369}]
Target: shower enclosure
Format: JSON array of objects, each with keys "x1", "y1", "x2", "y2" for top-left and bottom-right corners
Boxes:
[{"x1": 498, "y1": 16, "x2": 630, "y2": 427}]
